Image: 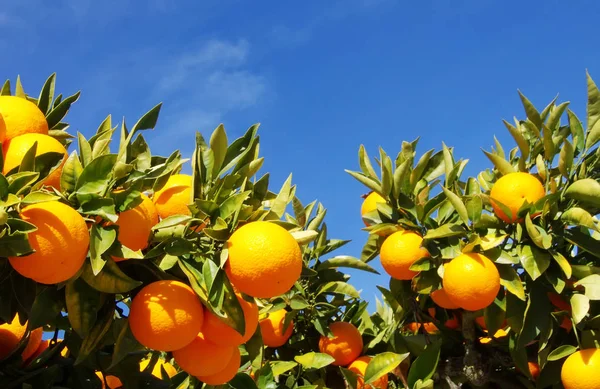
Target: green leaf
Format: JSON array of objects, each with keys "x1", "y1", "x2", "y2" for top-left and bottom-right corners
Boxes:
[
  {"x1": 407, "y1": 340, "x2": 441, "y2": 388},
  {"x1": 568, "y1": 109, "x2": 585, "y2": 153},
  {"x1": 542, "y1": 125, "x2": 556, "y2": 162},
  {"x1": 465, "y1": 195, "x2": 483, "y2": 225},
  {"x1": 37, "y1": 73, "x2": 56, "y2": 115},
  {"x1": 60, "y1": 151, "x2": 83, "y2": 193},
  {"x1": 109, "y1": 321, "x2": 144, "y2": 369},
  {"x1": 0, "y1": 79, "x2": 10, "y2": 95},
  {"x1": 518, "y1": 285, "x2": 552, "y2": 349},
  {"x1": 318, "y1": 256, "x2": 380, "y2": 274},
  {"x1": 561, "y1": 207, "x2": 597, "y2": 230},
  {"x1": 559, "y1": 139, "x2": 574, "y2": 178},
  {"x1": 14, "y1": 75, "x2": 26, "y2": 98},
  {"x1": 28, "y1": 287, "x2": 62, "y2": 329},
  {"x1": 380, "y1": 149, "x2": 393, "y2": 197},
  {"x1": 81, "y1": 260, "x2": 142, "y2": 294},
  {"x1": 440, "y1": 186, "x2": 469, "y2": 225},
  {"x1": 65, "y1": 277, "x2": 104, "y2": 338},
  {"x1": 346, "y1": 170, "x2": 383, "y2": 196},
  {"x1": 294, "y1": 352, "x2": 335, "y2": 369},
  {"x1": 503, "y1": 120, "x2": 530, "y2": 160},
  {"x1": 209, "y1": 124, "x2": 228, "y2": 177},
  {"x1": 291, "y1": 230, "x2": 319, "y2": 245},
  {"x1": 570, "y1": 294, "x2": 590, "y2": 324},
  {"x1": 586, "y1": 71, "x2": 600, "y2": 149},
  {"x1": 79, "y1": 197, "x2": 118, "y2": 223},
  {"x1": 518, "y1": 245, "x2": 551, "y2": 281},
  {"x1": 551, "y1": 251, "x2": 573, "y2": 279},
  {"x1": 0, "y1": 231, "x2": 33, "y2": 257},
  {"x1": 89, "y1": 224, "x2": 117, "y2": 275},
  {"x1": 393, "y1": 160, "x2": 410, "y2": 199},
  {"x1": 562, "y1": 228, "x2": 600, "y2": 259},
  {"x1": 410, "y1": 149, "x2": 434, "y2": 190},
  {"x1": 77, "y1": 132, "x2": 92, "y2": 167},
  {"x1": 525, "y1": 214, "x2": 552, "y2": 249},
  {"x1": 364, "y1": 352, "x2": 409, "y2": 384},
  {"x1": 75, "y1": 154, "x2": 118, "y2": 194},
  {"x1": 564, "y1": 178, "x2": 600, "y2": 208},
  {"x1": 359, "y1": 145, "x2": 378, "y2": 179},
  {"x1": 518, "y1": 90, "x2": 542, "y2": 129},
  {"x1": 482, "y1": 149, "x2": 516, "y2": 175},
  {"x1": 498, "y1": 264, "x2": 526, "y2": 301},
  {"x1": 46, "y1": 91, "x2": 80, "y2": 130},
  {"x1": 219, "y1": 191, "x2": 251, "y2": 220},
  {"x1": 270, "y1": 174, "x2": 293, "y2": 218},
  {"x1": 547, "y1": 345, "x2": 577, "y2": 361},
  {"x1": 270, "y1": 361, "x2": 298, "y2": 377},
  {"x1": 317, "y1": 281, "x2": 360, "y2": 299},
  {"x1": 423, "y1": 223, "x2": 466, "y2": 240},
  {"x1": 74, "y1": 300, "x2": 115, "y2": 365},
  {"x1": 21, "y1": 192, "x2": 60, "y2": 205},
  {"x1": 574, "y1": 275, "x2": 600, "y2": 300}
]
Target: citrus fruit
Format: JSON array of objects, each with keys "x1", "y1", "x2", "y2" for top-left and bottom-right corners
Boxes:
[
  {"x1": 259, "y1": 309, "x2": 294, "y2": 348},
  {"x1": 0, "y1": 96, "x2": 48, "y2": 141},
  {"x1": 201, "y1": 292, "x2": 259, "y2": 346},
  {"x1": 152, "y1": 174, "x2": 192, "y2": 219},
  {"x1": 319, "y1": 321, "x2": 363, "y2": 367},
  {"x1": 129, "y1": 280, "x2": 204, "y2": 351},
  {"x1": 225, "y1": 221, "x2": 302, "y2": 298},
  {"x1": 8, "y1": 201, "x2": 89, "y2": 284},
  {"x1": 379, "y1": 231, "x2": 429, "y2": 280},
  {"x1": 173, "y1": 331, "x2": 235, "y2": 376},
  {"x1": 361, "y1": 192, "x2": 385, "y2": 226},
  {"x1": 197, "y1": 347, "x2": 241, "y2": 386},
  {"x1": 113, "y1": 193, "x2": 158, "y2": 261},
  {"x1": 442, "y1": 253, "x2": 500, "y2": 311},
  {"x1": 25, "y1": 338, "x2": 50, "y2": 365},
  {"x1": 490, "y1": 172, "x2": 545, "y2": 223},
  {"x1": 444, "y1": 314, "x2": 460, "y2": 330},
  {"x1": 430, "y1": 288, "x2": 460, "y2": 309},
  {"x1": 561, "y1": 348, "x2": 600, "y2": 389},
  {"x1": 96, "y1": 372, "x2": 122, "y2": 389},
  {"x1": 2, "y1": 133, "x2": 67, "y2": 189},
  {"x1": 528, "y1": 361, "x2": 540, "y2": 381},
  {"x1": 139, "y1": 358, "x2": 178, "y2": 378},
  {"x1": 0, "y1": 314, "x2": 36, "y2": 360},
  {"x1": 348, "y1": 356, "x2": 388, "y2": 389},
  {"x1": 20, "y1": 328, "x2": 42, "y2": 361},
  {"x1": 404, "y1": 322, "x2": 439, "y2": 334}
]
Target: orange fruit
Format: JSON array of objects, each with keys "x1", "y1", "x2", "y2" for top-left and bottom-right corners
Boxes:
[
  {"x1": 2, "y1": 133, "x2": 67, "y2": 189},
  {"x1": 201, "y1": 292, "x2": 259, "y2": 346},
  {"x1": 129, "y1": 280, "x2": 204, "y2": 351},
  {"x1": 173, "y1": 331, "x2": 235, "y2": 376},
  {"x1": 0, "y1": 96, "x2": 48, "y2": 141},
  {"x1": 561, "y1": 348, "x2": 600, "y2": 389},
  {"x1": 20, "y1": 328, "x2": 42, "y2": 361},
  {"x1": 96, "y1": 372, "x2": 123, "y2": 389},
  {"x1": 489, "y1": 172, "x2": 545, "y2": 223},
  {"x1": 404, "y1": 322, "x2": 439, "y2": 334},
  {"x1": 139, "y1": 358, "x2": 178, "y2": 378},
  {"x1": 8, "y1": 201, "x2": 89, "y2": 284},
  {"x1": 361, "y1": 192, "x2": 386, "y2": 226},
  {"x1": 548, "y1": 292, "x2": 571, "y2": 311},
  {"x1": 25, "y1": 339, "x2": 49, "y2": 365},
  {"x1": 0, "y1": 314, "x2": 42, "y2": 360},
  {"x1": 197, "y1": 347, "x2": 241, "y2": 386},
  {"x1": 444, "y1": 314, "x2": 460, "y2": 330},
  {"x1": 443, "y1": 253, "x2": 500, "y2": 311},
  {"x1": 152, "y1": 174, "x2": 192, "y2": 219},
  {"x1": 319, "y1": 322, "x2": 363, "y2": 367},
  {"x1": 113, "y1": 193, "x2": 158, "y2": 261},
  {"x1": 0, "y1": 113, "x2": 5, "y2": 142},
  {"x1": 528, "y1": 361, "x2": 540, "y2": 381},
  {"x1": 379, "y1": 231, "x2": 429, "y2": 280},
  {"x1": 430, "y1": 288, "x2": 460, "y2": 309},
  {"x1": 225, "y1": 221, "x2": 302, "y2": 298},
  {"x1": 259, "y1": 309, "x2": 294, "y2": 348},
  {"x1": 348, "y1": 356, "x2": 388, "y2": 389}
]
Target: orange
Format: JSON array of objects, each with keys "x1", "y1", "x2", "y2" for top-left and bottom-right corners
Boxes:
[
  {"x1": 173, "y1": 331, "x2": 235, "y2": 376},
  {"x1": 259, "y1": 309, "x2": 294, "y2": 348},
  {"x1": 96, "y1": 372, "x2": 123, "y2": 389},
  {"x1": 0, "y1": 95, "x2": 48, "y2": 141},
  {"x1": 139, "y1": 358, "x2": 178, "y2": 378},
  {"x1": 20, "y1": 328, "x2": 42, "y2": 361},
  {"x1": 113, "y1": 193, "x2": 158, "y2": 261},
  {"x1": 445, "y1": 314, "x2": 460, "y2": 330},
  {"x1": 0, "y1": 113, "x2": 5, "y2": 142},
  {"x1": 201, "y1": 292, "x2": 259, "y2": 346},
  {"x1": 361, "y1": 192, "x2": 386, "y2": 227},
  {"x1": 152, "y1": 174, "x2": 192, "y2": 219},
  {"x1": 430, "y1": 288, "x2": 460, "y2": 309},
  {"x1": 129, "y1": 280, "x2": 204, "y2": 351},
  {"x1": 404, "y1": 322, "x2": 439, "y2": 335},
  {"x1": 8, "y1": 201, "x2": 89, "y2": 284},
  {"x1": 443, "y1": 253, "x2": 500, "y2": 311},
  {"x1": 489, "y1": 172, "x2": 545, "y2": 223},
  {"x1": 225, "y1": 221, "x2": 302, "y2": 298},
  {"x1": 348, "y1": 356, "x2": 388, "y2": 389},
  {"x1": 528, "y1": 361, "x2": 540, "y2": 381},
  {"x1": 561, "y1": 348, "x2": 600, "y2": 389},
  {"x1": 2, "y1": 133, "x2": 67, "y2": 189},
  {"x1": 319, "y1": 322, "x2": 363, "y2": 367},
  {"x1": 25, "y1": 339, "x2": 49, "y2": 365},
  {"x1": 197, "y1": 347, "x2": 241, "y2": 385},
  {"x1": 0, "y1": 314, "x2": 42, "y2": 360},
  {"x1": 379, "y1": 231, "x2": 429, "y2": 280}
]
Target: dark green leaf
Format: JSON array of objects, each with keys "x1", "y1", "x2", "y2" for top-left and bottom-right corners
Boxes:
[
  {"x1": 46, "y1": 91, "x2": 80, "y2": 130},
  {"x1": 89, "y1": 224, "x2": 117, "y2": 274},
  {"x1": 74, "y1": 300, "x2": 115, "y2": 365},
  {"x1": 109, "y1": 321, "x2": 144, "y2": 369},
  {"x1": 37, "y1": 73, "x2": 56, "y2": 115},
  {"x1": 28, "y1": 287, "x2": 62, "y2": 329},
  {"x1": 317, "y1": 281, "x2": 360, "y2": 299},
  {"x1": 407, "y1": 340, "x2": 441, "y2": 388},
  {"x1": 209, "y1": 124, "x2": 228, "y2": 178},
  {"x1": 75, "y1": 154, "x2": 118, "y2": 194},
  {"x1": 423, "y1": 223, "x2": 466, "y2": 240},
  {"x1": 65, "y1": 278, "x2": 104, "y2": 338},
  {"x1": 568, "y1": 109, "x2": 585, "y2": 153},
  {"x1": 518, "y1": 245, "x2": 551, "y2": 280},
  {"x1": 81, "y1": 260, "x2": 142, "y2": 294},
  {"x1": 60, "y1": 151, "x2": 83, "y2": 193}
]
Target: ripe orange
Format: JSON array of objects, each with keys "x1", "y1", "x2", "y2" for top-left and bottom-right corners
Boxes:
[
  {"x1": 225, "y1": 221, "x2": 302, "y2": 298},
  {"x1": 173, "y1": 331, "x2": 235, "y2": 376},
  {"x1": 20, "y1": 328, "x2": 42, "y2": 361},
  {"x1": 129, "y1": 280, "x2": 204, "y2": 351},
  {"x1": 139, "y1": 358, "x2": 178, "y2": 378},
  {"x1": 442, "y1": 253, "x2": 500, "y2": 311},
  {"x1": 0, "y1": 96, "x2": 49, "y2": 141},
  {"x1": 2, "y1": 133, "x2": 67, "y2": 189},
  {"x1": 96, "y1": 372, "x2": 122, "y2": 389},
  {"x1": 0, "y1": 113, "x2": 5, "y2": 142},
  {"x1": 348, "y1": 356, "x2": 388, "y2": 389},
  {"x1": 201, "y1": 292, "x2": 259, "y2": 346},
  {"x1": 379, "y1": 231, "x2": 429, "y2": 280},
  {"x1": 259, "y1": 309, "x2": 294, "y2": 348},
  {"x1": 8, "y1": 201, "x2": 89, "y2": 284},
  {"x1": 113, "y1": 193, "x2": 158, "y2": 261},
  {"x1": 561, "y1": 348, "x2": 600, "y2": 389},
  {"x1": 197, "y1": 347, "x2": 241, "y2": 386},
  {"x1": 152, "y1": 174, "x2": 192, "y2": 219},
  {"x1": 319, "y1": 321, "x2": 363, "y2": 367},
  {"x1": 361, "y1": 192, "x2": 386, "y2": 226},
  {"x1": 404, "y1": 322, "x2": 439, "y2": 335},
  {"x1": 0, "y1": 314, "x2": 42, "y2": 360},
  {"x1": 489, "y1": 172, "x2": 545, "y2": 223},
  {"x1": 430, "y1": 288, "x2": 460, "y2": 309},
  {"x1": 444, "y1": 314, "x2": 460, "y2": 330},
  {"x1": 528, "y1": 361, "x2": 540, "y2": 381}
]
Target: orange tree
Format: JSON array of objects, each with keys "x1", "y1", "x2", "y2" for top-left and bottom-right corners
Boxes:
[{"x1": 0, "y1": 71, "x2": 598, "y2": 389}]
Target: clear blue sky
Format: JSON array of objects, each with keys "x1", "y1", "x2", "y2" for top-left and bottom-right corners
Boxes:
[{"x1": 1, "y1": 0, "x2": 599, "y2": 307}]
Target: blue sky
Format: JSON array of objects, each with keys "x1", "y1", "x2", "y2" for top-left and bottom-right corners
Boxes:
[{"x1": 1, "y1": 0, "x2": 599, "y2": 307}]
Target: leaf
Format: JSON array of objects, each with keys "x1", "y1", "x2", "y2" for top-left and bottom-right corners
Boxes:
[
  {"x1": 518, "y1": 285, "x2": 553, "y2": 349},
  {"x1": 407, "y1": 340, "x2": 441, "y2": 389},
  {"x1": 562, "y1": 228, "x2": 600, "y2": 259},
  {"x1": 219, "y1": 191, "x2": 251, "y2": 220},
  {"x1": 65, "y1": 278, "x2": 104, "y2": 338},
  {"x1": 561, "y1": 207, "x2": 597, "y2": 230},
  {"x1": 568, "y1": 109, "x2": 585, "y2": 153},
  {"x1": 209, "y1": 124, "x2": 228, "y2": 177},
  {"x1": 542, "y1": 124, "x2": 556, "y2": 162},
  {"x1": 270, "y1": 361, "x2": 298, "y2": 377},
  {"x1": 270, "y1": 174, "x2": 293, "y2": 218},
  {"x1": 46, "y1": 91, "x2": 80, "y2": 130},
  {"x1": 503, "y1": 120, "x2": 530, "y2": 160},
  {"x1": 519, "y1": 90, "x2": 543, "y2": 129},
  {"x1": 441, "y1": 186, "x2": 469, "y2": 225},
  {"x1": 37, "y1": 73, "x2": 56, "y2": 114},
  {"x1": 525, "y1": 214, "x2": 552, "y2": 249},
  {"x1": 380, "y1": 150, "x2": 393, "y2": 196},
  {"x1": 318, "y1": 282, "x2": 360, "y2": 299},
  {"x1": 345, "y1": 170, "x2": 383, "y2": 196},
  {"x1": 574, "y1": 275, "x2": 600, "y2": 300},
  {"x1": 586, "y1": 71, "x2": 600, "y2": 149},
  {"x1": 564, "y1": 178, "x2": 600, "y2": 208},
  {"x1": 81, "y1": 260, "x2": 141, "y2": 294},
  {"x1": 89, "y1": 225, "x2": 117, "y2": 274},
  {"x1": 318, "y1": 256, "x2": 380, "y2": 274},
  {"x1": 410, "y1": 149, "x2": 434, "y2": 190},
  {"x1": 74, "y1": 300, "x2": 115, "y2": 365},
  {"x1": 21, "y1": 192, "x2": 60, "y2": 205},
  {"x1": 60, "y1": 151, "x2": 83, "y2": 193},
  {"x1": 423, "y1": 223, "x2": 466, "y2": 240},
  {"x1": 75, "y1": 154, "x2": 118, "y2": 194},
  {"x1": 559, "y1": 139, "x2": 574, "y2": 178},
  {"x1": 465, "y1": 195, "x2": 483, "y2": 225},
  {"x1": 518, "y1": 245, "x2": 551, "y2": 281},
  {"x1": 291, "y1": 230, "x2": 318, "y2": 245},
  {"x1": 364, "y1": 352, "x2": 409, "y2": 384},
  {"x1": 28, "y1": 287, "x2": 62, "y2": 329},
  {"x1": 498, "y1": 265, "x2": 526, "y2": 300},
  {"x1": 109, "y1": 321, "x2": 144, "y2": 369},
  {"x1": 482, "y1": 149, "x2": 516, "y2": 175},
  {"x1": 551, "y1": 251, "x2": 573, "y2": 279},
  {"x1": 294, "y1": 352, "x2": 335, "y2": 369},
  {"x1": 359, "y1": 145, "x2": 378, "y2": 179},
  {"x1": 547, "y1": 345, "x2": 577, "y2": 361},
  {"x1": 571, "y1": 294, "x2": 590, "y2": 324}
]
